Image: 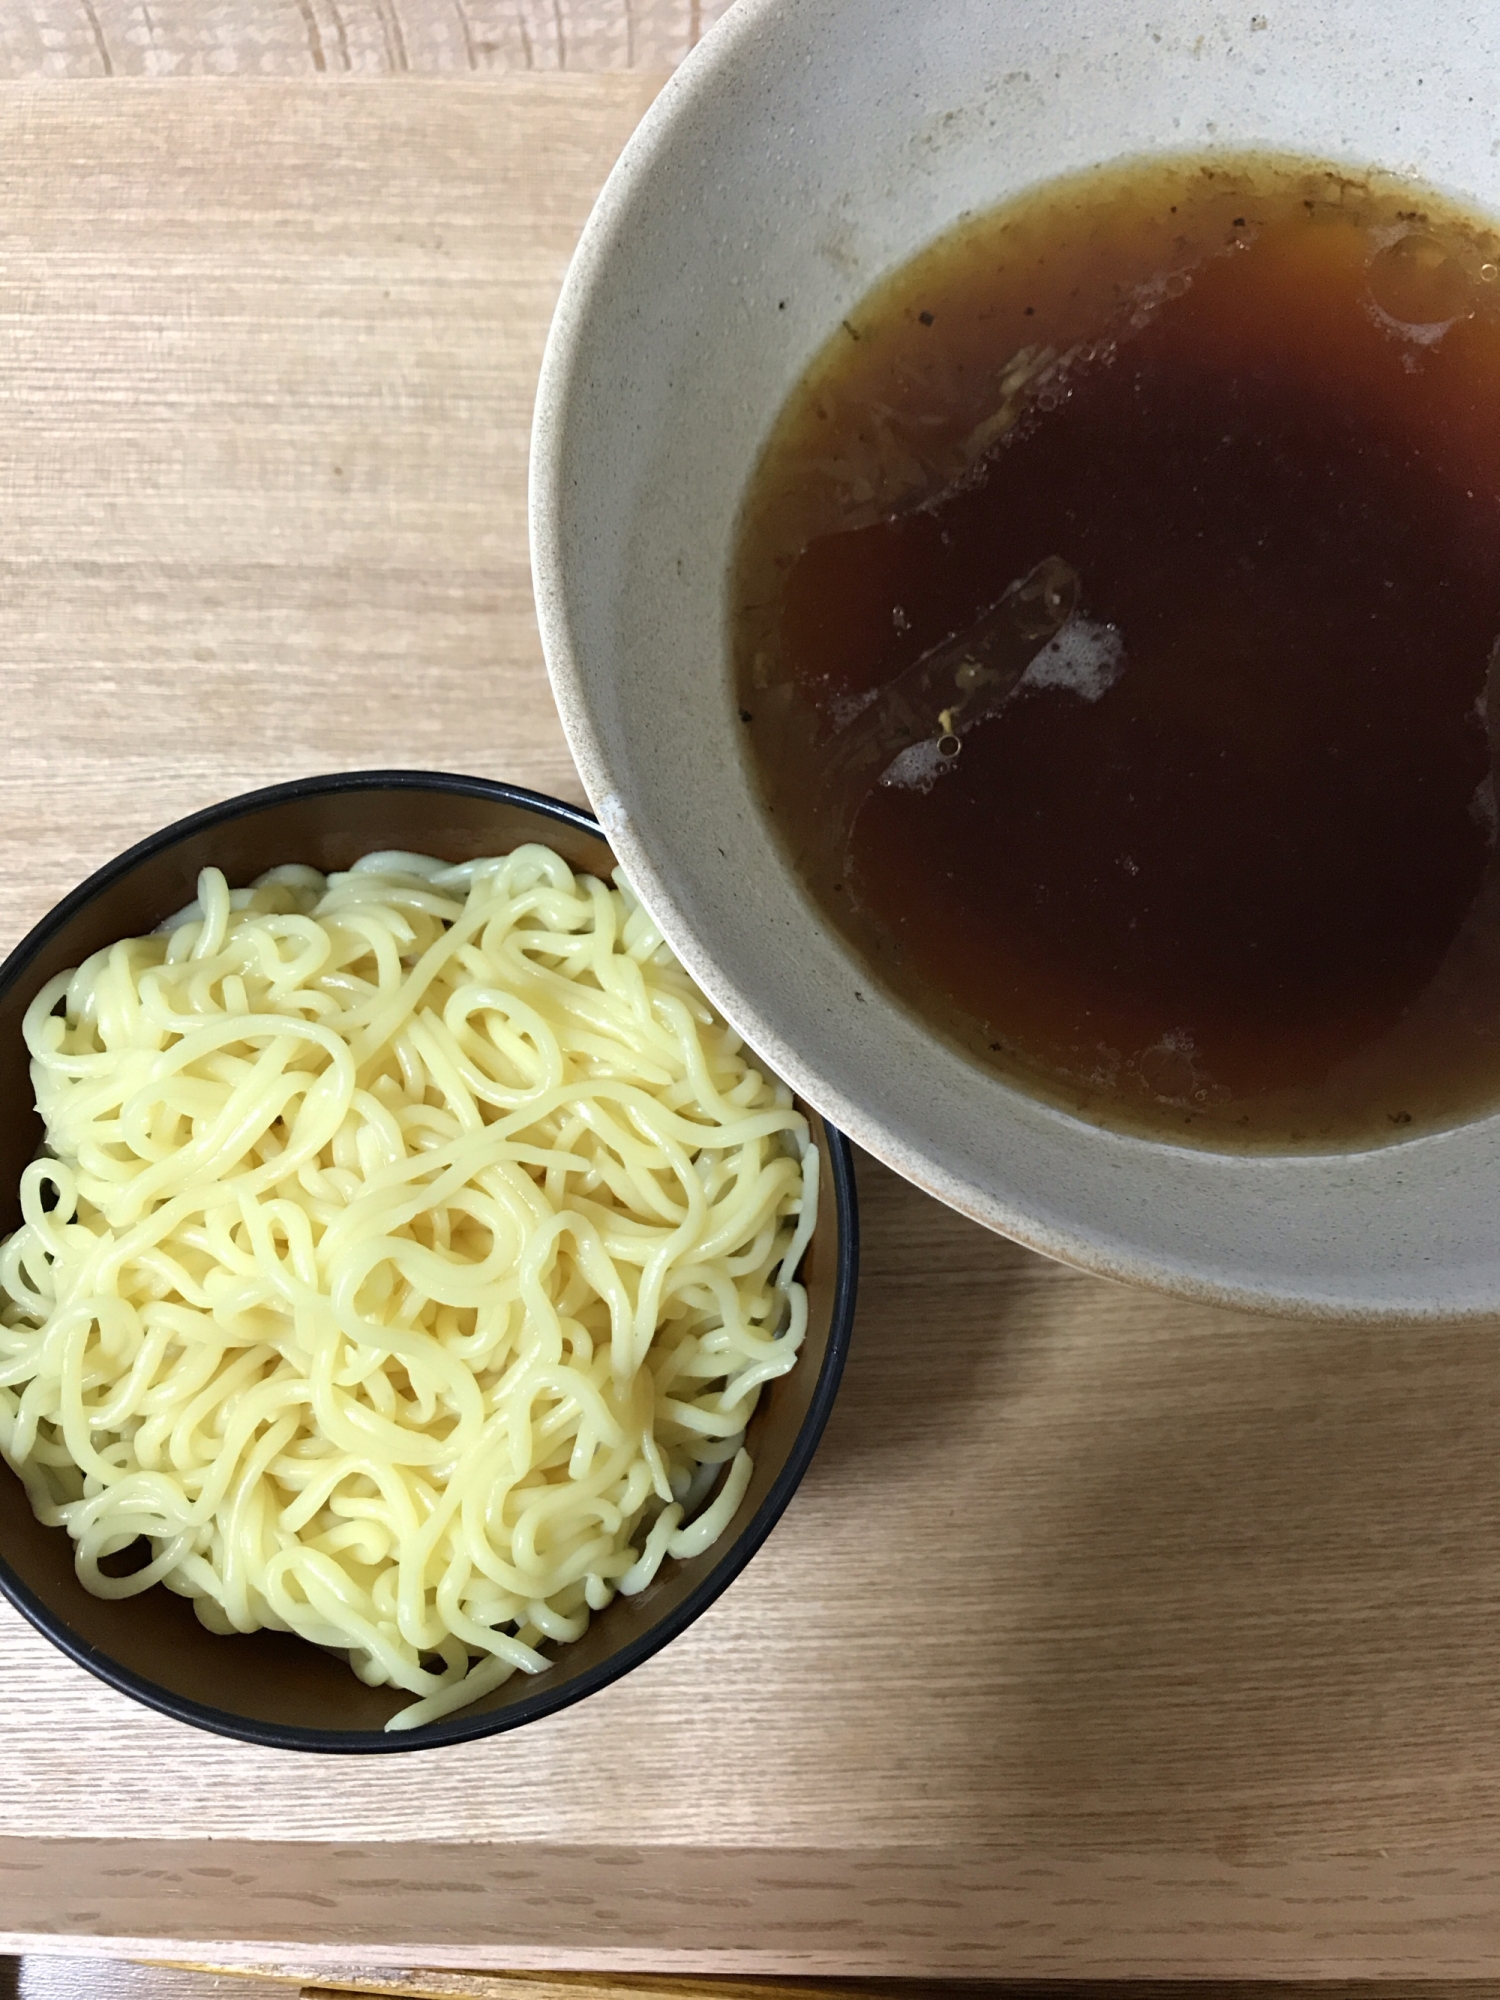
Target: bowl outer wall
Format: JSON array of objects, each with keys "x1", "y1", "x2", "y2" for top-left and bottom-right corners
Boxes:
[{"x1": 531, "y1": 0, "x2": 1500, "y2": 1321}]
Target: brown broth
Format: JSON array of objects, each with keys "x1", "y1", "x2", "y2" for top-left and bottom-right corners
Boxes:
[{"x1": 733, "y1": 154, "x2": 1500, "y2": 1150}]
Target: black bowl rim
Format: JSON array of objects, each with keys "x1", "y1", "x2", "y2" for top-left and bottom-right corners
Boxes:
[{"x1": 0, "y1": 768, "x2": 859, "y2": 1753}]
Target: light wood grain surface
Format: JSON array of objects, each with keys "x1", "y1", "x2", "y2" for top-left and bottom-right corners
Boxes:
[
  {"x1": 10, "y1": 1958, "x2": 284, "y2": 1999},
  {"x1": 0, "y1": 0, "x2": 730, "y2": 76},
  {"x1": 9, "y1": 1967, "x2": 923, "y2": 1998},
  {"x1": 0, "y1": 74, "x2": 651, "y2": 944},
  {"x1": 8, "y1": 29, "x2": 1500, "y2": 1986}
]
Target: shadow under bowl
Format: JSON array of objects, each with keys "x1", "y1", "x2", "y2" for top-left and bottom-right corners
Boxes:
[{"x1": 0, "y1": 768, "x2": 858, "y2": 1752}]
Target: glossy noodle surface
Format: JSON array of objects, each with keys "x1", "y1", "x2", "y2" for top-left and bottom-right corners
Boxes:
[{"x1": 0, "y1": 848, "x2": 813, "y2": 1729}]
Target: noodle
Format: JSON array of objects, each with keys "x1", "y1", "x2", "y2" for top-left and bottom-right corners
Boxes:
[{"x1": 0, "y1": 846, "x2": 814, "y2": 1730}]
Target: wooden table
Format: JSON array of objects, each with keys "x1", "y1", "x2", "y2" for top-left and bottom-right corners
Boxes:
[{"x1": 6, "y1": 9, "x2": 1500, "y2": 1984}]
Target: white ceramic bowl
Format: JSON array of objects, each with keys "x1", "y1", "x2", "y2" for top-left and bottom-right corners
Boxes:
[{"x1": 532, "y1": 0, "x2": 1500, "y2": 1321}]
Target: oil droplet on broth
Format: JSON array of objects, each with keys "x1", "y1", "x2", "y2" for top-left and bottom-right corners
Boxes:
[{"x1": 1367, "y1": 230, "x2": 1473, "y2": 334}]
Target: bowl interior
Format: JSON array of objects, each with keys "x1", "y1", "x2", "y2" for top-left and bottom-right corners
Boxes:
[
  {"x1": 0, "y1": 775, "x2": 853, "y2": 1748},
  {"x1": 534, "y1": 0, "x2": 1500, "y2": 1319}
]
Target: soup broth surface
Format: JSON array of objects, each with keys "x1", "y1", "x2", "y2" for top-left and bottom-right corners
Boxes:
[{"x1": 734, "y1": 154, "x2": 1500, "y2": 1148}]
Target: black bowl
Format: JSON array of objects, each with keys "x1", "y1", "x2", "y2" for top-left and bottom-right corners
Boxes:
[{"x1": 0, "y1": 770, "x2": 857, "y2": 1751}]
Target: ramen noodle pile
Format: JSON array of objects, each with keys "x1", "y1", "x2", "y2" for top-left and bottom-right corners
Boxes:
[{"x1": 0, "y1": 846, "x2": 814, "y2": 1729}]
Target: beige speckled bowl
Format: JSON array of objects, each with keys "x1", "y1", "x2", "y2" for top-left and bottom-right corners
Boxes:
[{"x1": 532, "y1": 0, "x2": 1500, "y2": 1320}]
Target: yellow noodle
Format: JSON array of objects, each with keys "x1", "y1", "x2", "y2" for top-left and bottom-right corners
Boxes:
[{"x1": 0, "y1": 846, "x2": 813, "y2": 1730}]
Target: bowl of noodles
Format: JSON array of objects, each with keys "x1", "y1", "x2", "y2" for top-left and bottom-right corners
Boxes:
[{"x1": 0, "y1": 770, "x2": 857, "y2": 1751}]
